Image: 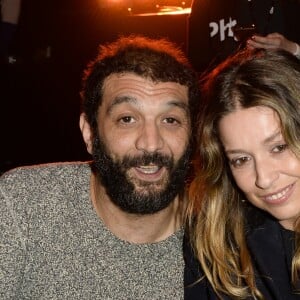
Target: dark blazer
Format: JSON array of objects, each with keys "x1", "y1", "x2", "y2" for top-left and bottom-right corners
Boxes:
[
  {"x1": 184, "y1": 211, "x2": 299, "y2": 299},
  {"x1": 184, "y1": 234, "x2": 217, "y2": 299},
  {"x1": 246, "y1": 214, "x2": 299, "y2": 299}
]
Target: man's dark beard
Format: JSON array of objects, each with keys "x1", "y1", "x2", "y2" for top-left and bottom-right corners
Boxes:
[{"x1": 92, "y1": 135, "x2": 191, "y2": 215}]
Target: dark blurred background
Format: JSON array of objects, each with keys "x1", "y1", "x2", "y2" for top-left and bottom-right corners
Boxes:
[{"x1": 0, "y1": 0, "x2": 191, "y2": 173}]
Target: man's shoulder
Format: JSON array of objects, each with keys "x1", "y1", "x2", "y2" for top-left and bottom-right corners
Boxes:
[
  {"x1": 1, "y1": 161, "x2": 91, "y2": 178},
  {"x1": 0, "y1": 161, "x2": 92, "y2": 193}
]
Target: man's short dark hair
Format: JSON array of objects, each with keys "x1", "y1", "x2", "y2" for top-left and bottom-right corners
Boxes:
[{"x1": 80, "y1": 35, "x2": 200, "y2": 136}]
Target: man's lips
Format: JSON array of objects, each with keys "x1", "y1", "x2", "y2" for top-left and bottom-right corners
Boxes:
[
  {"x1": 132, "y1": 165, "x2": 165, "y2": 181},
  {"x1": 135, "y1": 165, "x2": 161, "y2": 174}
]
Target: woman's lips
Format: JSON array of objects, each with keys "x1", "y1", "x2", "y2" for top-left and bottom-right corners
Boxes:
[{"x1": 262, "y1": 183, "x2": 295, "y2": 205}]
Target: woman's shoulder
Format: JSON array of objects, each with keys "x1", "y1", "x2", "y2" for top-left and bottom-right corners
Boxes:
[{"x1": 183, "y1": 234, "x2": 229, "y2": 300}]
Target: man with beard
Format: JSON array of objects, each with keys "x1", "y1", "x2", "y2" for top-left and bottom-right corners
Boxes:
[{"x1": 0, "y1": 35, "x2": 200, "y2": 299}]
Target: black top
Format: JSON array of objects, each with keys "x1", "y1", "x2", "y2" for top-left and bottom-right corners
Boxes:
[{"x1": 184, "y1": 210, "x2": 300, "y2": 299}]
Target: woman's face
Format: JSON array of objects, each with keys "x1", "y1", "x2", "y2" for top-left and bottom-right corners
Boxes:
[{"x1": 219, "y1": 106, "x2": 300, "y2": 230}]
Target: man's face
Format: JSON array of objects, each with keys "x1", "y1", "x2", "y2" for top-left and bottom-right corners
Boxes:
[{"x1": 81, "y1": 72, "x2": 191, "y2": 214}]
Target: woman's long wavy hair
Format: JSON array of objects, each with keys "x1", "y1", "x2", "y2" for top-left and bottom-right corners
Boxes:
[{"x1": 187, "y1": 48, "x2": 300, "y2": 299}]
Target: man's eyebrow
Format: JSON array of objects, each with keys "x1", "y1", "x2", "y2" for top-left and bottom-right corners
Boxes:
[
  {"x1": 169, "y1": 101, "x2": 189, "y2": 114},
  {"x1": 107, "y1": 96, "x2": 189, "y2": 114},
  {"x1": 107, "y1": 96, "x2": 138, "y2": 114}
]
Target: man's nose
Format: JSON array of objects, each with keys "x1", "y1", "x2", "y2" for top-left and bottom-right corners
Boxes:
[{"x1": 135, "y1": 122, "x2": 164, "y2": 153}]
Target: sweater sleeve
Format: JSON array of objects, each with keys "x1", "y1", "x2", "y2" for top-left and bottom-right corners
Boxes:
[{"x1": 0, "y1": 176, "x2": 26, "y2": 299}]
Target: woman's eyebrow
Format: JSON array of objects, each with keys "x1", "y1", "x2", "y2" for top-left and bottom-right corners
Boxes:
[{"x1": 262, "y1": 130, "x2": 282, "y2": 145}]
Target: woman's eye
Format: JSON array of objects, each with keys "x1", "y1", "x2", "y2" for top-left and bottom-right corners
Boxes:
[
  {"x1": 272, "y1": 144, "x2": 288, "y2": 153},
  {"x1": 230, "y1": 156, "x2": 250, "y2": 168}
]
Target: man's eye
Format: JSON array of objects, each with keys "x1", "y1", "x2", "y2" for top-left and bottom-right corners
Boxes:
[
  {"x1": 119, "y1": 116, "x2": 135, "y2": 124},
  {"x1": 163, "y1": 117, "x2": 179, "y2": 124},
  {"x1": 230, "y1": 156, "x2": 250, "y2": 168},
  {"x1": 272, "y1": 144, "x2": 288, "y2": 153}
]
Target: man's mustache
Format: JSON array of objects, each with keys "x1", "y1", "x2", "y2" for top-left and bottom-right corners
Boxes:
[{"x1": 121, "y1": 153, "x2": 174, "y2": 169}]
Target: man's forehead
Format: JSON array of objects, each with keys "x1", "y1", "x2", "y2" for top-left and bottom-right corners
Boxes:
[{"x1": 102, "y1": 72, "x2": 188, "y2": 97}]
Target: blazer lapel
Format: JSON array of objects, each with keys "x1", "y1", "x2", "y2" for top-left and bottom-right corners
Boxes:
[{"x1": 246, "y1": 218, "x2": 295, "y2": 299}]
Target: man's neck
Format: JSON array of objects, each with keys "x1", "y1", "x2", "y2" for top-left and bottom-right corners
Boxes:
[{"x1": 90, "y1": 173, "x2": 184, "y2": 244}]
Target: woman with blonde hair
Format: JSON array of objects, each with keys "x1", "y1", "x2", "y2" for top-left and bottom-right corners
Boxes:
[{"x1": 185, "y1": 49, "x2": 300, "y2": 299}]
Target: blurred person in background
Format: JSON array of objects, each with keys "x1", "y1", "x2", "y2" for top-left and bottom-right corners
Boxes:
[
  {"x1": 187, "y1": 0, "x2": 300, "y2": 73},
  {"x1": 0, "y1": 0, "x2": 22, "y2": 62}
]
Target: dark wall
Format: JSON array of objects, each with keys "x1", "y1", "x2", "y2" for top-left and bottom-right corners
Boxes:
[{"x1": 1, "y1": 0, "x2": 189, "y2": 173}]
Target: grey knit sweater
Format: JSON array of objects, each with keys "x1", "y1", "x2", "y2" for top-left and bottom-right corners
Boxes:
[{"x1": 0, "y1": 162, "x2": 184, "y2": 299}]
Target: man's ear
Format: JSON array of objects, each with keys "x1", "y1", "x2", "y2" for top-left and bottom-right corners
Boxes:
[{"x1": 79, "y1": 113, "x2": 93, "y2": 155}]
